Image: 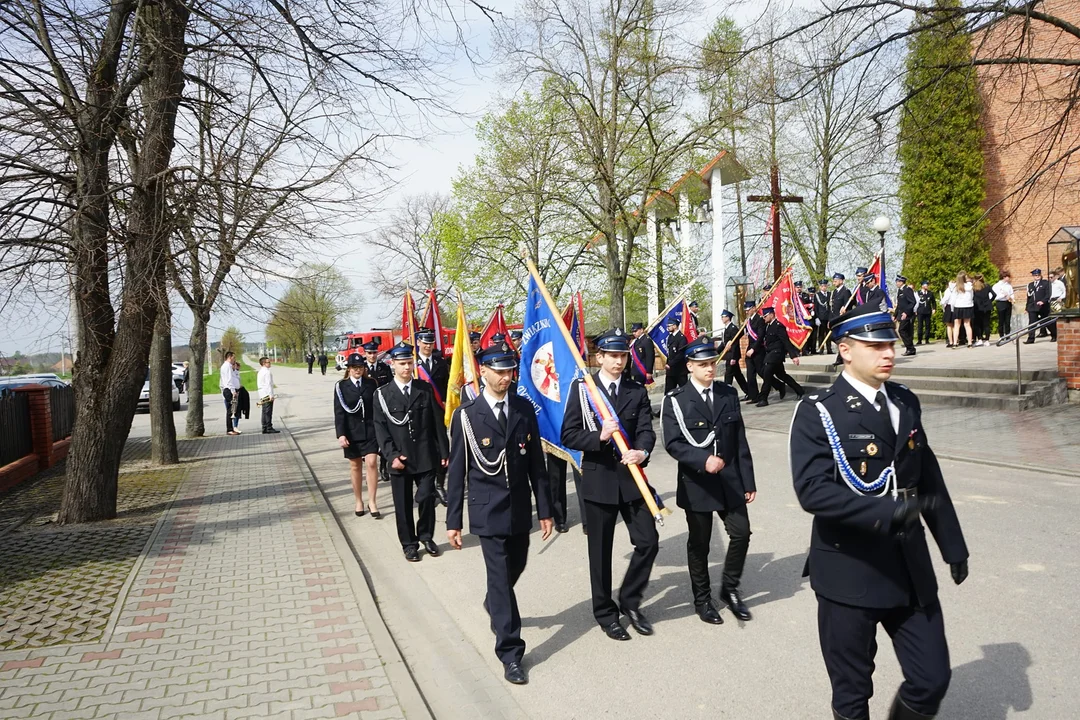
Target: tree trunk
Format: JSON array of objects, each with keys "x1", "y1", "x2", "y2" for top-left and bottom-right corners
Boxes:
[
  {"x1": 186, "y1": 312, "x2": 208, "y2": 437},
  {"x1": 150, "y1": 301, "x2": 179, "y2": 464},
  {"x1": 608, "y1": 263, "x2": 627, "y2": 328},
  {"x1": 59, "y1": 0, "x2": 190, "y2": 524}
]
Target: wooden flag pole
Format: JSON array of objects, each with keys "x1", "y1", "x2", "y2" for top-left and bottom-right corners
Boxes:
[{"x1": 524, "y1": 257, "x2": 665, "y2": 525}]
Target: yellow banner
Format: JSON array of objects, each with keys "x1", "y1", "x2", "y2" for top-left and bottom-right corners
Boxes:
[{"x1": 444, "y1": 297, "x2": 481, "y2": 426}]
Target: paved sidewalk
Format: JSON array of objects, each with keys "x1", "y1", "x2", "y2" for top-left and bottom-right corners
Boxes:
[{"x1": 0, "y1": 429, "x2": 426, "y2": 719}]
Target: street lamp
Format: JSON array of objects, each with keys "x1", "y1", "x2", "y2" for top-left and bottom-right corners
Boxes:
[{"x1": 873, "y1": 215, "x2": 891, "y2": 280}]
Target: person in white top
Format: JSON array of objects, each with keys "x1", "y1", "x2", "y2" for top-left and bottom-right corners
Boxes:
[
  {"x1": 1049, "y1": 268, "x2": 1066, "y2": 342},
  {"x1": 941, "y1": 281, "x2": 956, "y2": 347},
  {"x1": 220, "y1": 351, "x2": 242, "y2": 435},
  {"x1": 991, "y1": 272, "x2": 1016, "y2": 339},
  {"x1": 256, "y1": 357, "x2": 279, "y2": 434},
  {"x1": 949, "y1": 272, "x2": 975, "y2": 348}
]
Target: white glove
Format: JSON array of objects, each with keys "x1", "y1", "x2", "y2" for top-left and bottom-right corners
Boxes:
[{"x1": 815, "y1": 319, "x2": 821, "y2": 327}]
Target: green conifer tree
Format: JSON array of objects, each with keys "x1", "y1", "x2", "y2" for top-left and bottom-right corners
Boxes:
[{"x1": 898, "y1": 0, "x2": 996, "y2": 337}]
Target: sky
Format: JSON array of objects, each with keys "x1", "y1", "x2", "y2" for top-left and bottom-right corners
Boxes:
[{"x1": 0, "y1": 0, "x2": 813, "y2": 357}]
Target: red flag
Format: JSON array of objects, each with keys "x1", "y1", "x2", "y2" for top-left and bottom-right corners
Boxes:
[
  {"x1": 760, "y1": 270, "x2": 813, "y2": 349},
  {"x1": 680, "y1": 300, "x2": 699, "y2": 343},
  {"x1": 478, "y1": 304, "x2": 509, "y2": 349},
  {"x1": 401, "y1": 288, "x2": 419, "y2": 347},
  {"x1": 561, "y1": 292, "x2": 588, "y2": 358},
  {"x1": 419, "y1": 288, "x2": 445, "y2": 352},
  {"x1": 866, "y1": 254, "x2": 894, "y2": 309}
]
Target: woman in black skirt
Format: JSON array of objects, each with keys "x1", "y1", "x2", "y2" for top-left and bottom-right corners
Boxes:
[{"x1": 334, "y1": 352, "x2": 381, "y2": 518}]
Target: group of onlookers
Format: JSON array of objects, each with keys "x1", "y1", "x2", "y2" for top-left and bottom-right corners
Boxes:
[{"x1": 938, "y1": 267, "x2": 1065, "y2": 347}]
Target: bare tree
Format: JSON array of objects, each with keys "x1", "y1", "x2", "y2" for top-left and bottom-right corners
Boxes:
[
  {"x1": 504, "y1": 0, "x2": 722, "y2": 325},
  {"x1": 0, "y1": 0, "x2": 499, "y2": 523},
  {"x1": 367, "y1": 193, "x2": 456, "y2": 305}
]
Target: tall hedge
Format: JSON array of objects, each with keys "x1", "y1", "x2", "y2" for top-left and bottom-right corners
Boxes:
[{"x1": 898, "y1": 0, "x2": 996, "y2": 338}]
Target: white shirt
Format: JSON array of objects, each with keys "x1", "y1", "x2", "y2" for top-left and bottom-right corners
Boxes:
[
  {"x1": 1051, "y1": 279, "x2": 1066, "y2": 300},
  {"x1": 220, "y1": 360, "x2": 240, "y2": 391},
  {"x1": 482, "y1": 388, "x2": 509, "y2": 414},
  {"x1": 951, "y1": 282, "x2": 974, "y2": 308},
  {"x1": 842, "y1": 371, "x2": 899, "y2": 434},
  {"x1": 689, "y1": 376, "x2": 714, "y2": 397},
  {"x1": 597, "y1": 370, "x2": 621, "y2": 396},
  {"x1": 991, "y1": 280, "x2": 1015, "y2": 302},
  {"x1": 393, "y1": 378, "x2": 413, "y2": 396},
  {"x1": 256, "y1": 366, "x2": 274, "y2": 398}
]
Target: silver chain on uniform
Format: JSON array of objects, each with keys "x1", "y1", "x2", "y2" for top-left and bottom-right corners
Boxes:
[
  {"x1": 668, "y1": 394, "x2": 715, "y2": 448},
  {"x1": 336, "y1": 382, "x2": 364, "y2": 416},
  {"x1": 459, "y1": 411, "x2": 507, "y2": 478},
  {"x1": 376, "y1": 385, "x2": 411, "y2": 426}
]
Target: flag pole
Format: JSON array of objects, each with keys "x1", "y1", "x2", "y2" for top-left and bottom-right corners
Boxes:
[{"x1": 523, "y1": 256, "x2": 665, "y2": 526}]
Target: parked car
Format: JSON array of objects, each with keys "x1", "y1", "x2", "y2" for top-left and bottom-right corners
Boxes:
[
  {"x1": 0, "y1": 373, "x2": 69, "y2": 389},
  {"x1": 137, "y1": 368, "x2": 181, "y2": 411},
  {"x1": 171, "y1": 362, "x2": 187, "y2": 393}
]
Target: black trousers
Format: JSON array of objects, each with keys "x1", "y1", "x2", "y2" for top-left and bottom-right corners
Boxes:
[
  {"x1": 319, "y1": 363, "x2": 327, "y2": 375},
  {"x1": 390, "y1": 471, "x2": 436, "y2": 550},
  {"x1": 746, "y1": 353, "x2": 782, "y2": 401},
  {"x1": 995, "y1": 301, "x2": 1012, "y2": 338},
  {"x1": 916, "y1": 314, "x2": 932, "y2": 343},
  {"x1": 685, "y1": 505, "x2": 750, "y2": 606},
  {"x1": 758, "y1": 359, "x2": 802, "y2": 402},
  {"x1": 584, "y1": 498, "x2": 659, "y2": 626},
  {"x1": 480, "y1": 533, "x2": 530, "y2": 665},
  {"x1": 723, "y1": 360, "x2": 748, "y2": 395},
  {"x1": 307, "y1": 362, "x2": 313, "y2": 374},
  {"x1": 546, "y1": 455, "x2": 587, "y2": 529},
  {"x1": 897, "y1": 315, "x2": 915, "y2": 352},
  {"x1": 222, "y1": 389, "x2": 236, "y2": 434},
  {"x1": 817, "y1": 596, "x2": 951, "y2": 719},
  {"x1": 972, "y1": 309, "x2": 992, "y2": 341},
  {"x1": 815, "y1": 323, "x2": 832, "y2": 354},
  {"x1": 261, "y1": 398, "x2": 274, "y2": 431},
  {"x1": 1028, "y1": 305, "x2": 1054, "y2": 341}
]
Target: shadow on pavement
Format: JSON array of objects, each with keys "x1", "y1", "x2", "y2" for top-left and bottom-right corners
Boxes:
[{"x1": 940, "y1": 642, "x2": 1033, "y2": 719}]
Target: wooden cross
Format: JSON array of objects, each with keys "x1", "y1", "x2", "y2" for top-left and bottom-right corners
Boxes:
[{"x1": 747, "y1": 165, "x2": 803, "y2": 281}]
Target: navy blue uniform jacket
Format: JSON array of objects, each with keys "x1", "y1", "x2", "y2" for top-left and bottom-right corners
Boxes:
[
  {"x1": 789, "y1": 376, "x2": 968, "y2": 608},
  {"x1": 447, "y1": 394, "x2": 552, "y2": 536},
  {"x1": 560, "y1": 376, "x2": 656, "y2": 505},
  {"x1": 662, "y1": 381, "x2": 755, "y2": 512}
]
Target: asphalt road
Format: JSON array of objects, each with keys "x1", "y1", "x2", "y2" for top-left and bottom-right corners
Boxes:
[{"x1": 241, "y1": 364, "x2": 1072, "y2": 718}]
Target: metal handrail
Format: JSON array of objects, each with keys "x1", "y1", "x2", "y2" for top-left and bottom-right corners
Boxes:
[{"x1": 995, "y1": 315, "x2": 1058, "y2": 396}]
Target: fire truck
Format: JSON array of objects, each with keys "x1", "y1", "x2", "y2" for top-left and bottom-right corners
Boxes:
[{"x1": 334, "y1": 330, "x2": 395, "y2": 370}]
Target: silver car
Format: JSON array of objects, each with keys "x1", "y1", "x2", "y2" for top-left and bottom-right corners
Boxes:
[{"x1": 137, "y1": 368, "x2": 181, "y2": 411}]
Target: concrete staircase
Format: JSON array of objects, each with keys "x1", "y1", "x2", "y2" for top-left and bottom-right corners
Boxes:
[{"x1": 786, "y1": 364, "x2": 1067, "y2": 410}]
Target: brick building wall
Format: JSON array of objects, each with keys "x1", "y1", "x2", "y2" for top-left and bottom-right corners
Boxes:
[{"x1": 976, "y1": 1, "x2": 1080, "y2": 292}]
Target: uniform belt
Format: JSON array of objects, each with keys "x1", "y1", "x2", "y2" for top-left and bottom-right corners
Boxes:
[{"x1": 894, "y1": 486, "x2": 918, "y2": 500}]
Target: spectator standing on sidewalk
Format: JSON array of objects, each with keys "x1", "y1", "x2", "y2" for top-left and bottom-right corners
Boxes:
[
  {"x1": 991, "y1": 272, "x2": 1015, "y2": 339},
  {"x1": 257, "y1": 356, "x2": 280, "y2": 434},
  {"x1": 971, "y1": 273, "x2": 996, "y2": 346},
  {"x1": 220, "y1": 351, "x2": 242, "y2": 435},
  {"x1": 950, "y1": 273, "x2": 975, "y2": 348}
]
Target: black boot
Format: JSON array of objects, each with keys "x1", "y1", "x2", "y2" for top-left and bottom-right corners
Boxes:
[{"x1": 887, "y1": 693, "x2": 935, "y2": 720}]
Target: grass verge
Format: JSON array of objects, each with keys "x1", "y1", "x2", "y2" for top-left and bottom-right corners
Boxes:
[{"x1": 203, "y1": 357, "x2": 259, "y2": 395}]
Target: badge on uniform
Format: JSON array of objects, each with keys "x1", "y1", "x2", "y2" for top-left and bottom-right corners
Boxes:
[
  {"x1": 908, "y1": 438, "x2": 915, "y2": 450},
  {"x1": 481, "y1": 437, "x2": 491, "y2": 447},
  {"x1": 860, "y1": 461, "x2": 867, "y2": 475},
  {"x1": 519, "y1": 444, "x2": 527, "y2": 455},
  {"x1": 866, "y1": 443, "x2": 878, "y2": 456}
]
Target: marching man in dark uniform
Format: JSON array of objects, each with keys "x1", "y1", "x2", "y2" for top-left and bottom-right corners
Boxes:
[
  {"x1": 446, "y1": 342, "x2": 553, "y2": 686},
  {"x1": 627, "y1": 322, "x2": 655, "y2": 386},
  {"x1": 561, "y1": 329, "x2": 658, "y2": 641},
  {"x1": 662, "y1": 335, "x2": 756, "y2": 625},
  {"x1": 747, "y1": 306, "x2": 803, "y2": 407},
  {"x1": 796, "y1": 281, "x2": 815, "y2": 354},
  {"x1": 858, "y1": 272, "x2": 887, "y2": 311},
  {"x1": 663, "y1": 316, "x2": 688, "y2": 393},
  {"x1": 830, "y1": 273, "x2": 853, "y2": 368},
  {"x1": 317, "y1": 350, "x2": 329, "y2": 375},
  {"x1": 895, "y1": 275, "x2": 917, "y2": 356},
  {"x1": 915, "y1": 282, "x2": 936, "y2": 346},
  {"x1": 306, "y1": 351, "x2": 315, "y2": 374},
  {"x1": 373, "y1": 342, "x2": 449, "y2": 562},
  {"x1": 789, "y1": 304, "x2": 969, "y2": 720},
  {"x1": 363, "y1": 341, "x2": 393, "y2": 386},
  {"x1": 814, "y1": 279, "x2": 832, "y2": 354},
  {"x1": 743, "y1": 300, "x2": 784, "y2": 404},
  {"x1": 717, "y1": 309, "x2": 749, "y2": 397}
]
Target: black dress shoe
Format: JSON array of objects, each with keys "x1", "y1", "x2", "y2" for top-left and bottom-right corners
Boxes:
[
  {"x1": 404, "y1": 547, "x2": 420, "y2": 562},
  {"x1": 423, "y1": 540, "x2": 441, "y2": 557},
  {"x1": 622, "y1": 607, "x2": 653, "y2": 636},
  {"x1": 695, "y1": 602, "x2": 724, "y2": 625},
  {"x1": 434, "y1": 485, "x2": 448, "y2": 507},
  {"x1": 355, "y1": 509, "x2": 366, "y2": 517},
  {"x1": 264, "y1": 428, "x2": 280, "y2": 434},
  {"x1": 903, "y1": 349, "x2": 916, "y2": 356},
  {"x1": 755, "y1": 400, "x2": 769, "y2": 407},
  {"x1": 370, "y1": 510, "x2": 382, "y2": 520},
  {"x1": 601, "y1": 621, "x2": 631, "y2": 641},
  {"x1": 778, "y1": 386, "x2": 787, "y2": 400},
  {"x1": 720, "y1": 587, "x2": 752, "y2": 621},
  {"x1": 555, "y1": 523, "x2": 568, "y2": 534},
  {"x1": 1023, "y1": 339, "x2": 1035, "y2": 344},
  {"x1": 739, "y1": 394, "x2": 750, "y2": 402},
  {"x1": 886, "y1": 692, "x2": 935, "y2": 720},
  {"x1": 503, "y1": 661, "x2": 528, "y2": 685}
]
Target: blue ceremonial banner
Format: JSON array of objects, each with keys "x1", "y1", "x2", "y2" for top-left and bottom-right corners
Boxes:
[
  {"x1": 517, "y1": 276, "x2": 584, "y2": 470},
  {"x1": 646, "y1": 297, "x2": 697, "y2": 361}
]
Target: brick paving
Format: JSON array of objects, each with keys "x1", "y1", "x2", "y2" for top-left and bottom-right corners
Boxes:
[{"x1": 0, "y1": 432, "x2": 417, "y2": 719}]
